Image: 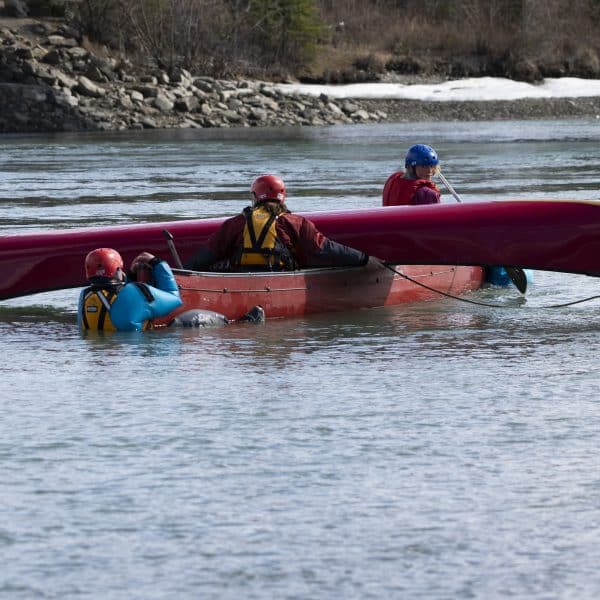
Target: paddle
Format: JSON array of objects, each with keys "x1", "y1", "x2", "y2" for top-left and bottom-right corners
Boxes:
[
  {"x1": 162, "y1": 229, "x2": 184, "y2": 269},
  {"x1": 437, "y1": 171, "x2": 528, "y2": 294}
]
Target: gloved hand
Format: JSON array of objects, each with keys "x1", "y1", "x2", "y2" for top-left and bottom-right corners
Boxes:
[
  {"x1": 367, "y1": 256, "x2": 384, "y2": 268},
  {"x1": 130, "y1": 252, "x2": 159, "y2": 282}
]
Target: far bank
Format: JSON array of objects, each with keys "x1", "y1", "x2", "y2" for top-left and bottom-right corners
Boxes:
[{"x1": 1, "y1": 18, "x2": 600, "y2": 135}]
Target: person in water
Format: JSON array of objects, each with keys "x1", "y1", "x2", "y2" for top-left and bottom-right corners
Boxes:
[
  {"x1": 184, "y1": 174, "x2": 370, "y2": 271},
  {"x1": 78, "y1": 248, "x2": 183, "y2": 332},
  {"x1": 382, "y1": 143, "x2": 441, "y2": 206}
]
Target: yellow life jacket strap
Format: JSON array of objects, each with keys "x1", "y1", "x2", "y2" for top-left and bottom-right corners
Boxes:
[
  {"x1": 244, "y1": 206, "x2": 276, "y2": 252},
  {"x1": 239, "y1": 206, "x2": 297, "y2": 270}
]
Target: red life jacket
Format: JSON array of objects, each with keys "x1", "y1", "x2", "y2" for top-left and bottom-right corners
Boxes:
[{"x1": 382, "y1": 171, "x2": 440, "y2": 206}]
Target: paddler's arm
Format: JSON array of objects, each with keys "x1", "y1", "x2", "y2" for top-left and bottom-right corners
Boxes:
[
  {"x1": 412, "y1": 185, "x2": 440, "y2": 205},
  {"x1": 310, "y1": 238, "x2": 369, "y2": 267},
  {"x1": 288, "y1": 216, "x2": 369, "y2": 267},
  {"x1": 150, "y1": 259, "x2": 180, "y2": 296}
]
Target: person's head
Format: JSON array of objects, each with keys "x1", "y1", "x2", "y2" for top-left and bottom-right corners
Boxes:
[
  {"x1": 251, "y1": 174, "x2": 286, "y2": 207},
  {"x1": 85, "y1": 248, "x2": 125, "y2": 283},
  {"x1": 404, "y1": 144, "x2": 439, "y2": 180}
]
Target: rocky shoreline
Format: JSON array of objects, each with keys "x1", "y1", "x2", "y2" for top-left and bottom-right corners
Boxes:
[{"x1": 1, "y1": 18, "x2": 600, "y2": 135}]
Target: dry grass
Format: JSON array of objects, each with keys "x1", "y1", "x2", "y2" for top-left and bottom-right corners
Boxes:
[{"x1": 67, "y1": 0, "x2": 600, "y2": 82}]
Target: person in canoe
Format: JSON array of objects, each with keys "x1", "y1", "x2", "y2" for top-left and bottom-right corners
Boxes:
[
  {"x1": 382, "y1": 143, "x2": 441, "y2": 206},
  {"x1": 184, "y1": 174, "x2": 371, "y2": 271},
  {"x1": 381, "y1": 144, "x2": 531, "y2": 292},
  {"x1": 78, "y1": 248, "x2": 183, "y2": 332}
]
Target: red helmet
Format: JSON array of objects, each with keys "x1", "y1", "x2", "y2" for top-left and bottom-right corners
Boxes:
[
  {"x1": 85, "y1": 248, "x2": 124, "y2": 280},
  {"x1": 251, "y1": 174, "x2": 286, "y2": 203}
]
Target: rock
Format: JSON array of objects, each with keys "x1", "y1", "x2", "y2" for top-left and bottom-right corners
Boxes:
[
  {"x1": 118, "y1": 94, "x2": 134, "y2": 109},
  {"x1": 46, "y1": 35, "x2": 77, "y2": 48},
  {"x1": 67, "y1": 47, "x2": 89, "y2": 60},
  {"x1": 54, "y1": 70, "x2": 77, "y2": 89},
  {"x1": 180, "y1": 118, "x2": 202, "y2": 128},
  {"x1": 341, "y1": 100, "x2": 360, "y2": 114},
  {"x1": 222, "y1": 109, "x2": 244, "y2": 122},
  {"x1": 129, "y1": 90, "x2": 144, "y2": 103},
  {"x1": 139, "y1": 75, "x2": 157, "y2": 84},
  {"x1": 41, "y1": 48, "x2": 62, "y2": 64},
  {"x1": 351, "y1": 109, "x2": 370, "y2": 120},
  {"x1": 193, "y1": 78, "x2": 215, "y2": 93},
  {"x1": 76, "y1": 76, "x2": 106, "y2": 97},
  {"x1": 326, "y1": 102, "x2": 343, "y2": 116},
  {"x1": 249, "y1": 107, "x2": 267, "y2": 121},
  {"x1": 132, "y1": 85, "x2": 158, "y2": 98},
  {"x1": 58, "y1": 25, "x2": 81, "y2": 40},
  {"x1": 175, "y1": 96, "x2": 198, "y2": 112},
  {"x1": 84, "y1": 65, "x2": 108, "y2": 83},
  {"x1": 23, "y1": 61, "x2": 62, "y2": 85},
  {"x1": 140, "y1": 117, "x2": 158, "y2": 128},
  {"x1": 170, "y1": 67, "x2": 193, "y2": 87},
  {"x1": 154, "y1": 93, "x2": 174, "y2": 111},
  {"x1": 155, "y1": 71, "x2": 170, "y2": 84}
]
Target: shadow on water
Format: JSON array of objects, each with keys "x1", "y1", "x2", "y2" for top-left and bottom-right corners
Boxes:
[{"x1": 0, "y1": 303, "x2": 74, "y2": 324}]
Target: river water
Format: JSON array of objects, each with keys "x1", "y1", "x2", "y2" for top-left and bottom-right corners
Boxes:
[{"x1": 2, "y1": 120, "x2": 600, "y2": 599}]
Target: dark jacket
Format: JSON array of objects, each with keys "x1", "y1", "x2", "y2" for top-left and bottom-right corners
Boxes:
[{"x1": 184, "y1": 207, "x2": 368, "y2": 271}]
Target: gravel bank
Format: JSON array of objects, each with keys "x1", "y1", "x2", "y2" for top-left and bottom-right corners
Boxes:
[{"x1": 360, "y1": 97, "x2": 600, "y2": 122}]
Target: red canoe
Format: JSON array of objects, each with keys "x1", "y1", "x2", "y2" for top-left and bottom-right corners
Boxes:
[
  {"x1": 153, "y1": 263, "x2": 485, "y2": 323},
  {"x1": 1, "y1": 199, "x2": 599, "y2": 301}
]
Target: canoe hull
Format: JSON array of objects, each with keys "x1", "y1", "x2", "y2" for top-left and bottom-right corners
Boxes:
[
  {"x1": 1, "y1": 200, "x2": 599, "y2": 300},
  {"x1": 154, "y1": 263, "x2": 485, "y2": 323}
]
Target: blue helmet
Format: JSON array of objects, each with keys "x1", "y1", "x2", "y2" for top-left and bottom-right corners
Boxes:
[{"x1": 405, "y1": 144, "x2": 439, "y2": 168}]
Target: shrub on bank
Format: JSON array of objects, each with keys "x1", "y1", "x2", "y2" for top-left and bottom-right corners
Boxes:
[{"x1": 5, "y1": 0, "x2": 600, "y2": 82}]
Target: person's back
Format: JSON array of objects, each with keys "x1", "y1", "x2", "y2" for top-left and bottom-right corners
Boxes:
[
  {"x1": 184, "y1": 175, "x2": 369, "y2": 272},
  {"x1": 78, "y1": 248, "x2": 182, "y2": 332},
  {"x1": 383, "y1": 144, "x2": 441, "y2": 206},
  {"x1": 238, "y1": 201, "x2": 297, "y2": 270}
]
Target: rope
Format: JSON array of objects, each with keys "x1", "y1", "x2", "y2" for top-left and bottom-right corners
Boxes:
[{"x1": 381, "y1": 263, "x2": 600, "y2": 309}]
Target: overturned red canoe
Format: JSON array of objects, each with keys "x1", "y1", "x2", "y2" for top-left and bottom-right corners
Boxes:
[{"x1": 1, "y1": 199, "x2": 599, "y2": 300}]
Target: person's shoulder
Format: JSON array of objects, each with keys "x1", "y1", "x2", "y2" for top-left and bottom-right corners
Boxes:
[
  {"x1": 218, "y1": 212, "x2": 246, "y2": 229},
  {"x1": 281, "y1": 212, "x2": 315, "y2": 229},
  {"x1": 279, "y1": 211, "x2": 302, "y2": 222},
  {"x1": 228, "y1": 211, "x2": 247, "y2": 222},
  {"x1": 386, "y1": 170, "x2": 405, "y2": 181}
]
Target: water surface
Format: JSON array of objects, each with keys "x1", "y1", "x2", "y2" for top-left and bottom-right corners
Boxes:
[{"x1": 1, "y1": 120, "x2": 600, "y2": 599}]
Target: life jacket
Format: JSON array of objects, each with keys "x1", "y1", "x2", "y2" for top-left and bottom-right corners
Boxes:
[
  {"x1": 80, "y1": 285, "x2": 120, "y2": 331},
  {"x1": 382, "y1": 171, "x2": 440, "y2": 206},
  {"x1": 238, "y1": 206, "x2": 295, "y2": 270}
]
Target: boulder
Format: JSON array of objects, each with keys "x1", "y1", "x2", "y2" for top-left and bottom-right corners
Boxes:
[{"x1": 76, "y1": 76, "x2": 106, "y2": 97}]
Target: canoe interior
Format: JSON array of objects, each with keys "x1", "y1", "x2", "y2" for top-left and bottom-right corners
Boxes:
[{"x1": 153, "y1": 263, "x2": 485, "y2": 323}]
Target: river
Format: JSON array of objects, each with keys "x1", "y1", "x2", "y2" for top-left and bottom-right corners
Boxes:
[{"x1": 2, "y1": 120, "x2": 600, "y2": 599}]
